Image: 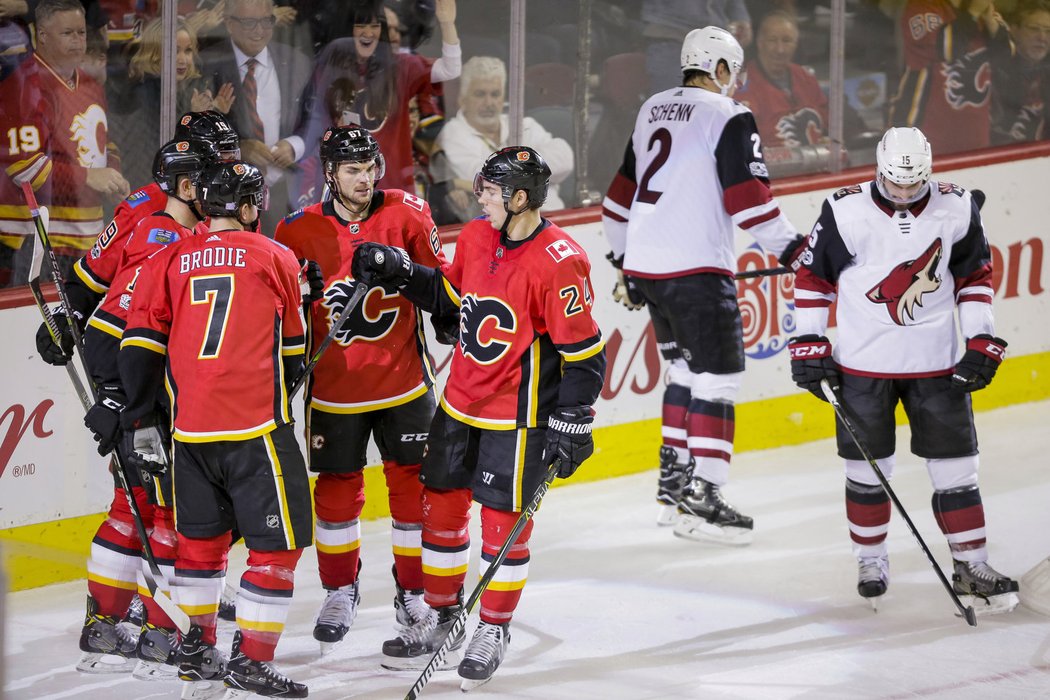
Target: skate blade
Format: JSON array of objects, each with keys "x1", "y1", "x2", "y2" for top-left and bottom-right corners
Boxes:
[
  {"x1": 958, "y1": 592, "x2": 1021, "y2": 616},
  {"x1": 221, "y1": 690, "x2": 254, "y2": 700},
  {"x1": 461, "y1": 675, "x2": 494, "y2": 692},
  {"x1": 862, "y1": 594, "x2": 885, "y2": 613},
  {"x1": 673, "y1": 515, "x2": 753, "y2": 546},
  {"x1": 656, "y1": 504, "x2": 678, "y2": 527},
  {"x1": 75, "y1": 652, "x2": 137, "y2": 674},
  {"x1": 381, "y1": 650, "x2": 461, "y2": 672},
  {"x1": 318, "y1": 639, "x2": 342, "y2": 656},
  {"x1": 132, "y1": 658, "x2": 179, "y2": 681},
  {"x1": 181, "y1": 680, "x2": 228, "y2": 700}
]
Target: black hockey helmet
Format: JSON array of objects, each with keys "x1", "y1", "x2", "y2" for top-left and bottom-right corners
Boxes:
[
  {"x1": 152, "y1": 139, "x2": 221, "y2": 194},
  {"x1": 198, "y1": 161, "x2": 267, "y2": 218},
  {"x1": 320, "y1": 125, "x2": 386, "y2": 180},
  {"x1": 473, "y1": 146, "x2": 551, "y2": 211},
  {"x1": 174, "y1": 111, "x2": 240, "y2": 159}
]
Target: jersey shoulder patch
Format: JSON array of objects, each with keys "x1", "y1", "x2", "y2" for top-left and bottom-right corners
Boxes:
[
  {"x1": 282, "y1": 208, "x2": 305, "y2": 224},
  {"x1": 833, "y1": 184, "x2": 863, "y2": 200},
  {"x1": 937, "y1": 182, "x2": 965, "y2": 198},
  {"x1": 146, "y1": 227, "x2": 180, "y2": 245},
  {"x1": 126, "y1": 189, "x2": 151, "y2": 206}
]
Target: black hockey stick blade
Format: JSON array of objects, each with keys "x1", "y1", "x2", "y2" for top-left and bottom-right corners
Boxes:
[
  {"x1": 971, "y1": 189, "x2": 985, "y2": 211},
  {"x1": 289, "y1": 281, "x2": 368, "y2": 400},
  {"x1": 22, "y1": 183, "x2": 190, "y2": 634},
  {"x1": 404, "y1": 460, "x2": 561, "y2": 700},
  {"x1": 735, "y1": 266, "x2": 791, "y2": 280},
  {"x1": 820, "y1": 380, "x2": 977, "y2": 627}
]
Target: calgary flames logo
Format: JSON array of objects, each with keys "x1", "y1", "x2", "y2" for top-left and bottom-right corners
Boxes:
[
  {"x1": 866, "y1": 238, "x2": 943, "y2": 325},
  {"x1": 459, "y1": 294, "x2": 516, "y2": 365},
  {"x1": 322, "y1": 279, "x2": 399, "y2": 346},
  {"x1": 70, "y1": 103, "x2": 107, "y2": 167},
  {"x1": 774, "y1": 107, "x2": 825, "y2": 147},
  {"x1": 942, "y1": 48, "x2": 991, "y2": 110}
]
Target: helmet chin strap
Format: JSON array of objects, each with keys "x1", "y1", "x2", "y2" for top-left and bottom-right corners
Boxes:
[
  {"x1": 173, "y1": 193, "x2": 205, "y2": 222},
  {"x1": 328, "y1": 173, "x2": 371, "y2": 218}
]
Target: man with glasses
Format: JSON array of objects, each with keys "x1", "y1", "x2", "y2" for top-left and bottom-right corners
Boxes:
[
  {"x1": 992, "y1": 2, "x2": 1050, "y2": 143},
  {"x1": 199, "y1": 0, "x2": 312, "y2": 231}
]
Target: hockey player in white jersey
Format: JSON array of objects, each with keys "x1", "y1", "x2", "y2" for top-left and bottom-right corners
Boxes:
[
  {"x1": 788, "y1": 126, "x2": 1019, "y2": 613},
  {"x1": 601, "y1": 26, "x2": 805, "y2": 543}
]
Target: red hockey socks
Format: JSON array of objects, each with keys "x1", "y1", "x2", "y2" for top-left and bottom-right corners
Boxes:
[
  {"x1": 314, "y1": 471, "x2": 365, "y2": 590},
  {"x1": 87, "y1": 486, "x2": 152, "y2": 617},
  {"x1": 237, "y1": 548, "x2": 303, "y2": 662},
  {"x1": 933, "y1": 485, "x2": 987, "y2": 562},
  {"x1": 384, "y1": 460, "x2": 424, "y2": 590},
  {"x1": 421, "y1": 487, "x2": 472, "y2": 608},
  {"x1": 846, "y1": 479, "x2": 891, "y2": 557},
  {"x1": 478, "y1": 506, "x2": 534, "y2": 624}
]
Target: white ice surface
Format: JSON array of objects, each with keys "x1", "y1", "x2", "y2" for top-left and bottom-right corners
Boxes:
[{"x1": 4, "y1": 400, "x2": 1050, "y2": 699}]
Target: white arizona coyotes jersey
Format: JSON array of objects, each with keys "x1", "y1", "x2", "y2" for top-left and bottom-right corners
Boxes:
[
  {"x1": 601, "y1": 85, "x2": 799, "y2": 278},
  {"x1": 794, "y1": 181, "x2": 994, "y2": 376}
]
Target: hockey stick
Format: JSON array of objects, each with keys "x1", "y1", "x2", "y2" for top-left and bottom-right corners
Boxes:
[
  {"x1": 735, "y1": 266, "x2": 791, "y2": 280},
  {"x1": 819, "y1": 379, "x2": 977, "y2": 627},
  {"x1": 404, "y1": 459, "x2": 561, "y2": 700},
  {"x1": 22, "y1": 183, "x2": 190, "y2": 635},
  {"x1": 288, "y1": 281, "x2": 368, "y2": 400}
]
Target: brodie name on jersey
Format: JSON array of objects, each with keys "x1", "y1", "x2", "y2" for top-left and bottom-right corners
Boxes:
[
  {"x1": 648, "y1": 102, "x2": 696, "y2": 123},
  {"x1": 178, "y1": 246, "x2": 248, "y2": 273}
]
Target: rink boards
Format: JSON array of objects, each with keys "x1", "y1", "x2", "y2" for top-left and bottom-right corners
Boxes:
[{"x1": 1, "y1": 150, "x2": 1048, "y2": 591}]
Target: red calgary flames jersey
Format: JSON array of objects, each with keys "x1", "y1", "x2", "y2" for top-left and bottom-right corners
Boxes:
[
  {"x1": 737, "y1": 61, "x2": 829, "y2": 148},
  {"x1": 439, "y1": 219, "x2": 605, "y2": 429},
  {"x1": 0, "y1": 55, "x2": 114, "y2": 253},
  {"x1": 122, "y1": 229, "x2": 306, "y2": 441},
  {"x1": 274, "y1": 190, "x2": 446, "y2": 412}
]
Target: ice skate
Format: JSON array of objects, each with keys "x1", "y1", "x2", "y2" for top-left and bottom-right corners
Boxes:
[
  {"x1": 673, "y1": 477, "x2": 754, "y2": 545},
  {"x1": 124, "y1": 593, "x2": 145, "y2": 627},
  {"x1": 458, "y1": 621, "x2": 510, "y2": 692},
  {"x1": 223, "y1": 631, "x2": 308, "y2": 698},
  {"x1": 381, "y1": 599, "x2": 464, "y2": 671},
  {"x1": 75, "y1": 595, "x2": 138, "y2": 674},
  {"x1": 857, "y1": 555, "x2": 889, "y2": 611},
  {"x1": 132, "y1": 621, "x2": 179, "y2": 681},
  {"x1": 656, "y1": 446, "x2": 691, "y2": 526},
  {"x1": 313, "y1": 580, "x2": 360, "y2": 655},
  {"x1": 176, "y1": 624, "x2": 229, "y2": 700},
  {"x1": 218, "y1": 581, "x2": 237, "y2": 623},
  {"x1": 952, "y1": 559, "x2": 1020, "y2": 615},
  {"x1": 393, "y1": 565, "x2": 430, "y2": 628}
]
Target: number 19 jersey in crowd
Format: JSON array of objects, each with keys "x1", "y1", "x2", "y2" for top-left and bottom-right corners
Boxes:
[
  {"x1": 121, "y1": 230, "x2": 306, "y2": 441},
  {"x1": 437, "y1": 218, "x2": 605, "y2": 429},
  {"x1": 794, "y1": 182, "x2": 993, "y2": 376},
  {"x1": 602, "y1": 85, "x2": 800, "y2": 277},
  {"x1": 274, "y1": 190, "x2": 447, "y2": 412}
]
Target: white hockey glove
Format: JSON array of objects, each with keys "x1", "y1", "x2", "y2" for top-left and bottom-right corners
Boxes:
[{"x1": 124, "y1": 425, "x2": 170, "y2": 477}]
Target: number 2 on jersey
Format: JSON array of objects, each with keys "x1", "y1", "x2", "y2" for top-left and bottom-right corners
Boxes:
[
  {"x1": 191, "y1": 275, "x2": 234, "y2": 359},
  {"x1": 637, "y1": 127, "x2": 672, "y2": 205}
]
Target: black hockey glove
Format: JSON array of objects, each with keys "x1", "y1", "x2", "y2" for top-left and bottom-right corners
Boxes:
[
  {"x1": 544, "y1": 406, "x2": 595, "y2": 479},
  {"x1": 351, "y1": 242, "x2": 413, "y2": 288},
  {"x1": 788, "y1": 334, "x2": 840, "y2": 402},
  {"x1": 606, "y1": 252, "x2": 644, "y2": 310},
  {"x1": 299, "y1": 258, "x2": 324, "y2": 304},
  {"x1": 123, "y1": 421, "x2": 170, "y2": 477},
  {"x1": 83, "y1": 384, "x2": 126, "y2": 457},
  {"x1": 778, "y1": 234, "x2": 808, "y2": 272},
  {"x1": 951, "y1": 334, "x2": 1007, "y2": 392},
  {"x1": 431, "y1": 312, "x2": 460, "y2": 345},
  {"x1": 36, "y1": 309, "x2": 82, "y2": 366}
]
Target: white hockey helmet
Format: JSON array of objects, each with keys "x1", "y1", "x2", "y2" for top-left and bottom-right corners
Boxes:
[
  {"x1": 875, "y1": 127, "x2": 932, "y2": 202},
  {"x1": 681, "y1": 26, "x2": 743, "y2": 95}
]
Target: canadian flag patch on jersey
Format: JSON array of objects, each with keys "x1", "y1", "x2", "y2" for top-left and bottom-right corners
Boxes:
[{"x1": 546, "y1": 239, "x2": 579, "y2": 262}]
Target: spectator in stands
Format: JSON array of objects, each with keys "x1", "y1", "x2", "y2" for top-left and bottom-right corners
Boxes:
[
  {"x1": 199, "y1": 0, "x2": 312, "y2": 230},
  {"x1": 109, "y1": 18, "x2": 234, "y2": 189},
  {"x1": 0, "y1": 0, "x2": 31, "y2": 82},
  {"x1": 991, "y1": 1, "x2": 1050, "y2": 143},
  {"x1": 0, "y1": 0, "x2": 128, "y2": 288},
  {"x1": 437, "y1": 55, "x2": 573, "y2": 216},
  {"x1": 889, "y1": 0, "x2": 1011, "y2": 155},
  {"x1": 642, "y1": 0, "x2": 752, "y2": 93},
  {"x1": 79, "y1": 24, "x2": 108, "y2": 86},
  {"x1": 736, "y1": 11, "x2": 830, "y2": 149},
  {"x1": 293, "y1": 0, "x2": 459, "y2": 200}
]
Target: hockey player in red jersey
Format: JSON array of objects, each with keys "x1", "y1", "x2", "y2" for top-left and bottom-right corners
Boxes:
[
  {"x1": 601, "y1": 26, "x2": 805, "y2": 542},
  {"x1": 120, "y1": 161, "x2": 312, "y2": 698},
  {"x1": 789, "y1": 126, "x2": 1019, "y2": 614},
  {"x1": 353, "y1": 146, "x2": 605, "y2": 689},
  {"x1": 275, "y1": 125, "x2": 450, "y2": 655}
]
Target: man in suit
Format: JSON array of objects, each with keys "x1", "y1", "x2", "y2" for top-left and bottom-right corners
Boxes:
[{"x1": 199, "y1": 0, "x2": 312, "y2": 230}]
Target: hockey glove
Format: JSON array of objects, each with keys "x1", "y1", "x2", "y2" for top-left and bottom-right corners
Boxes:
[
  {"x1": 788, "y1": 334, "x2": 839, "y2": 401},
  {"x1": 606, "y1": 251, "x2": 644, "y2": 310},
  {"x1": 36, "y1": 310, "x2": 81, "y2": 366},
  {"x1": 351, "y1": 242, "x2": 413, "y2": 287},
  {"x1": 951, "y1": 335, "x2": 1007, "y2": 392},
  {"x1": 431, "y1": 312, "x2": 460, "y2": 345},
  {"x1": 83, "y1": 384, "x2": 126, "y2": 456},
  {"x1": 543, "y1": 406, "x2": 595, "y2": 479},
  {"x1": 778, "y1": 234, "x2": 808, "y2": 272},
  {"x1": 124, "y1": 424, "x2": 170, "y2": 477},
  {"x1": 299, "y1": 258, "x2": 324, "y2": 304}
]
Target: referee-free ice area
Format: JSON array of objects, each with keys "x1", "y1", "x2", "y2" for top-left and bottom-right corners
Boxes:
[{"x1": 5, "y1": 400, "x2": 1050, "y2": 699}]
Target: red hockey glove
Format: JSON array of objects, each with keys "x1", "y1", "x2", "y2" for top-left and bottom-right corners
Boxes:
[
  {"x1": 788, "y1": 334, "x2": 839, "y2": 401},
  {"x1": 951, "y1": 335, "x2": 1007, "y2": 392}
]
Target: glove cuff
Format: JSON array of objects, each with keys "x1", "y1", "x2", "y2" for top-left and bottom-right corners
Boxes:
[
  {"x1": 788, "y1": 335, "x2": 832, "y2": 359},
  {"x1": 549, "y1": 406, "x2": 594, "y2": 433},
  {"x1": 966, "y1": 335, "x2": 1007, "y2": 363},
  {"x1": 605, "y1": 251, "x2": 624, "y2": 270},
  {"x1": 778, "y1": 235, "x2": 807, "y2": 271}
]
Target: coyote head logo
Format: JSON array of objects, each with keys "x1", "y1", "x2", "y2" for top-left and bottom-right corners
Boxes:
[{"x1": 866, "y1": 239, "x2": 943, "y2": 325}]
